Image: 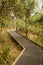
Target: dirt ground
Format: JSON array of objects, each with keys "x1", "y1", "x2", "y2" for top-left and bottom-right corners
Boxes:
[{"x1": 0, "y1": 29, "x2": 23, "y2": 65}]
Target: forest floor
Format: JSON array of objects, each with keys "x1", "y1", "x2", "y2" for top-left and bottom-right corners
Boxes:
[{"x1": 0, "y1": 28, "x2": 23, "y2": 65}]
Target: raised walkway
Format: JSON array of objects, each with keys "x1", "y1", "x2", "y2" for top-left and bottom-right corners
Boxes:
[{"x1": 8, "y1": 30, "x2": 43, "y2": 65}]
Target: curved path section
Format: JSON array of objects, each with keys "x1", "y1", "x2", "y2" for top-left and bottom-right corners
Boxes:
[{"x1": 8, "y1": 30, "x2": 43, "y2": 65}]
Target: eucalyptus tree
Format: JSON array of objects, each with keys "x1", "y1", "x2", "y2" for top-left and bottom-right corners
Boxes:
[
  {"x1": 0, "y1": 0, "x2": 36, "y2": 36},
  {"x1": 10, "y1": 0, "x2": 36, "y2": 37},
  {"x1": 23, "y1": 0, "x2": 36, "y2": 37},
  {"x1": 12, "y1": 0, "x2": 36, "y2": 37}
]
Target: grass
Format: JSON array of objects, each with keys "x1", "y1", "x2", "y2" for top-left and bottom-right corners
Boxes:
[
  {"x1": 0, "y1": 27, "x2": 23, "y2": 65},
  {"x1": 0, "y1": 28, "x2": 22, "y2": 65},
  {"x1": 0, "y1": 16, "x2": 43, "y2": 65},
  {"x1": 0, "y1": 7, "x2": 43, "y2": 65},
  {"x1": 17, "y1": 19, "x2": 43, "y2": 47},
  {"x1": 18, "y1": 30, "x2": 43, "y2": 47}
]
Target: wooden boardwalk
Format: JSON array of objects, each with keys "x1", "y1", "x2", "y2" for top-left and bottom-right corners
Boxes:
[{"x1": 8, "y1": 30, "x2": 43, "y2": 65}]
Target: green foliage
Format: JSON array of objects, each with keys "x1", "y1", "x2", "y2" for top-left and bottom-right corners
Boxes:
[
  {"x1": 30, "y1": 10, "x2": 43, "y2": 23},
  {"x1": 0, "y1": 46, "x2": 10, "y2": 64},
  {"x1": 0, "y1": 0, "x2": 43, "y2": 46},
  {"x1": 0, "y1": 0, "x2": 36, "y2": 18},
  {"x1": 0, "y1": 17, "x2": 5, "y2": 28},
  {"x1": 2, "y1": 47, "x2": 10, "y2": 57},
  {"x1": 17, "y1": 19, "x2": 25, "y2": 31}
]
